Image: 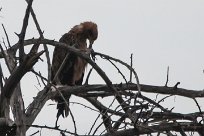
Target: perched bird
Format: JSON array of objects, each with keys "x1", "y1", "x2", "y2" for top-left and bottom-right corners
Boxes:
[{"x1": 51, "y1": 21, "x2": 98, "y2": 126}]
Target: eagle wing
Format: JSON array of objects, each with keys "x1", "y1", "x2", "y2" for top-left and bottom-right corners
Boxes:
[
  {"x1": 51, "y1": 33, "x2": 77, "y2": 85},
  {"x1": 51, "y1": 32, "x2": 86, "y2": 123}
]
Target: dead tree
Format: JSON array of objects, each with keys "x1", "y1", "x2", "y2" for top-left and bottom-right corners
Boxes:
[{"x1": 0, "y1": 1, "x2": 204, "y2": 136}]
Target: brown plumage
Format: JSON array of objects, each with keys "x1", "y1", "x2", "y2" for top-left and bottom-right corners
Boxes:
[{"x1": 51, "y1": 21, "x2": 98, "y2": 126}]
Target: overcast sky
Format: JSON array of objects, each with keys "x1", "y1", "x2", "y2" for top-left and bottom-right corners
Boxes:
[{"x1": 1, "y1": 0, "x2": 204, "y2": 135}]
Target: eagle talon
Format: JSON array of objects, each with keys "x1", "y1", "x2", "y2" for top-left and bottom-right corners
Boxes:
[
  {"x1": 51, "y1": 85, "x2": 64, "y2": 92},
  {"x1": 90, "y1": 49, "x2": 96, "y2": 61}
]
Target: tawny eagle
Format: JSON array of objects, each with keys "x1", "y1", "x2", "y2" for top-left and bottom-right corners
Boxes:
[{"x1": 51, "y1": 21, "x2": 98, "y2": 126}]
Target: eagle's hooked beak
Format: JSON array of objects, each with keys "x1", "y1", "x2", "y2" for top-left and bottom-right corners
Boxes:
[
  {"x1": 89, "y1": 40, "x2": 94, "y2": 49},
  {"x1": 88, "y1": 39, "x2": 96, "y2": 61}
]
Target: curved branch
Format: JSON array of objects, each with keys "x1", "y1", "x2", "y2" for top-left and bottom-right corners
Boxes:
[{"x1": 93, "y1": 51, "x2": 141, "y2": 93}]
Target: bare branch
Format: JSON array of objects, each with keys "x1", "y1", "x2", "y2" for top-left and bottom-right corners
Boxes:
[
  {"x1": 3, "y1": 42, "x2": 44, "y2": 99},
  {"x1": 28, "y1": 124, "x2": 77, "y2": 136},
  {"x1": 25, "y1": 0, "x2": 52, "y2": 83},
  {"x1": 129, "y1": 53, "x2": 133, "y2": 82},
  {"x1": 102, "y1": 122, "x2": 203, "y2": 136},
  {"x1": 1, "y1": 24, "x2": 11, "y2": 48},
  {"x1": 84, "y1": 68, "x2": 93, "y2": 85},
  {"x1": 165, "y1": 66, "x2": 169, "y2": 87},
  {"x1": 18, "y1": 0, "x2": 34, "y2": 64},
  {"x1": 50, "y1": 83, "x2": 204, "y2": 99},
  {"x1": 93, "y1": 51, "x2": 141, "y2": 93},
  {"x1": 108, "y1": 59, "x2": 128, "y2": 84}
]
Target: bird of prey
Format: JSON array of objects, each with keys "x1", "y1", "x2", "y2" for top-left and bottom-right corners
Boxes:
[{"x1": 51, "y1": 21, "x2": 98, "y2": 126}]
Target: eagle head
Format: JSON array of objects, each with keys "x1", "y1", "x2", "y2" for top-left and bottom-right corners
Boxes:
[{"x1": 78, "y1": 21, "x2": 98, "y2": 48}]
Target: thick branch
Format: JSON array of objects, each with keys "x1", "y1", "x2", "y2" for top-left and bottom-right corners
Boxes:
[
  {"x1": 25, "y1": 87, "x2": 50, "y2": 128},
  {"x1": 102, "y1": 122, "x2": 203, "y2": 136},
  {"x1": 49, "y1": 83, "x2": 204, "y2": 99},
  {"x1": 2, "y1": 44, "x2": 43, "y2": 99}
]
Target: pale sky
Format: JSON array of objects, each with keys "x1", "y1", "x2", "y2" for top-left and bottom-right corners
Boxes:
[{"x1": 1, "y1": 0, "x2": 204, "y2": 135}]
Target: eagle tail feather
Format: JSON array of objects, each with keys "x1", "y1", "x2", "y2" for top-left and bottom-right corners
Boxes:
[{"x1": 55, "y1": 95, "x2": 71, "y2": 127}]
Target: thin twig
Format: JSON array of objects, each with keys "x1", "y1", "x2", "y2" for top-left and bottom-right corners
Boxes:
[
  {"x1": 0, "y1": 43, "x2": 15, "y2": 73},
  {"x1": 0, "y1": 63, "x2": 3, "y2": 90},
  {"x1": 31, "y1": 69, "x2": 47, "y2": 86},
  {"x1": 70, "y1": 101, "x2": 99, "y2": 113},
  {"x1": 1, "y1": 24, "x2": 11, "y2": 48},
  {"x1": 1, "y1": 37, "x2": 7, "y2": 50},
  {"x1": 84, "y1": 68, "x2": 93, "y2": 85},
  {"x1": 35, "y1": 73, "x2": 41, "y2": 87},
  {"x1": 193, "y1": 98, "x2": 204, "y2": 124},
  {"x1": 129, "y1": 53, "x2": 133, "y2": 83},
  {"x1": 88, "y1": 113, "x2": 101, "y2": 135},
  {"x1": 108, "y1": 59, "x2": 128, "y2": 84},
  {"x1": 165, "y1": 66, "x2": 169, "y2": 87},
  {"x1": 94, "y1": 51, "x2": 141, "y2": 93},
  {"x1": 29, "y1": 130, "x2": 39, "y2": 136},
  {"x1": 69, "y1": 108, "x2": 77, "y2": 135},
  {"x1": 51, "y1": 52, "x2": 70, "y2": 84},
  {"x1": 28, "y1": 124, "x2": 77, "y2": 135}
]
